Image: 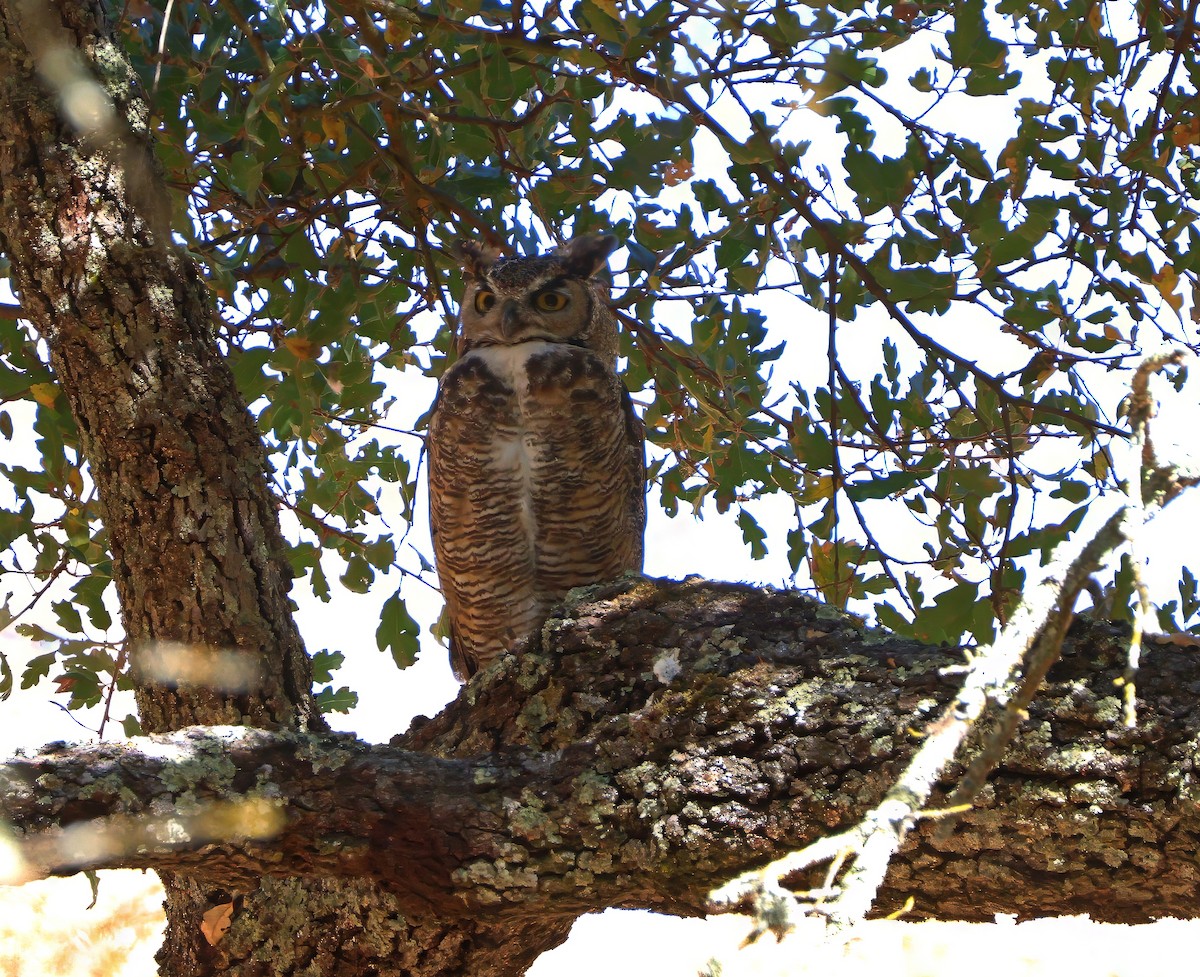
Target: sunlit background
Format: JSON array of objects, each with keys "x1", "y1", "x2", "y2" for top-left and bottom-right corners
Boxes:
[{"x1": 2, "y1": 0, "x2": 1200, "y2": 971}]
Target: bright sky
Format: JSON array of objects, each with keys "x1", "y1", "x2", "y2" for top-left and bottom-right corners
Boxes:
[
  {"x1": 2, "y1": 5, "x2": 1200, "y2": 972},
  {"x1": 3, "y1": 0, "x2": 1198, "y2": 746}
]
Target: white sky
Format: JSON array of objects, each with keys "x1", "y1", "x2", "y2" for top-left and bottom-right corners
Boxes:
[
  {"x1": 2, "y1": 4, "x2": 1199, "y2": 971},
  {"x1": 3, "y1": 0, "x2": 1197, "y2": 745}
]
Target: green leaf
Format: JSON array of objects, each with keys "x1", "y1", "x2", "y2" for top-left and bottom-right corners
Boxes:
[
  {"x1": 912, "y1": 581, "x2": 980, "y2": 644},
  {"x1": 818, "y1": 96, "x2": 874, "y2": 149},
  {"x1": 949, "y1": 139, "x2": 994, "y2": 181},
  {"x1": 844, "y1": 148, "x2": 915, "y2": 215},
  {"x1": 311, "y1": 648, "x2": 345, "y2": 684},
  {"x1": 52, "y1": 600, "x2": 83, "y2": 634},
  {"x1": 59, "y1": 667, "x2": 101, "y2": 709},
  {"x1": 228, "y1": 151, "x2": 265, "y2": 200},
  {"x1": 874, "y1": 601, "x2": 911, "y2": 636},
  {"x1": 947, "y1": 0, "x2": 1017, "y2": 99},
  {"x1": 377, "y1": 592, "x2": 420, "y2": 669},
  {"x1": 71, "y1": 574, "x2": 114, "y2": 631},
  {"x1": 736, "y1": 508, "x2": 768, "y2": 560},
  {"x1": 726, "y1": 131, "x2": 776, "y2": 167},
  {"x1": 910, "y1": 67, "x2": 936, "y2": 92},
  {"x1": 339, "y1": 555, "x2": 374, "y2": 594},
  {"x1": 21, "y1": 651, "x2": 56, "y2": 689},
  {"x1": 1180, "y1": 567, "x2": 1199, "y2": 621},
  {"x1": 790, "y1": 412, "x2": 834, "y2": 468},
  {"x1": 245, "y1": 57, "x2": 293, "y2": 120},
  {"x1": 1050, "y1": 479, "x2": 1090, "y2": 504},
  {"x1": 315, "y1": 685, "x2": 359, "y2": 714},
  {"x1": 482, "y1": 47, "x2": 518, "y2": 102},
  {"x1": 821, "y1": 47, "x2": 886, "y2": 95},
  {"x1": 845, "y1": 470, "x2": 919, "y2": 502},
  {"x1": 786, "y1": 524, "x2": 807, "y2": 575}
]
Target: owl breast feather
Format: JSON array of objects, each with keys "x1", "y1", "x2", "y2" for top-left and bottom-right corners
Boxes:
[{"x1": 429, "y1": 339, "x2": 644, "y2": 677}]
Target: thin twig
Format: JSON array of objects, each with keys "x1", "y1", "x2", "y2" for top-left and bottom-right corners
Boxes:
[
  {"x1": 825, "y1": 254, "x2": 844, "y2": 605},
  {"x1": 151, "y1": 0, "x2": 176, "y2": 96},
  {"x1": 711, "y1": 352, "x2": 1198, "y2": 937},
  {"x1": 712, "y1": 501, "x2": 1134, "y2": 931},
  {"x1": 1118, "y1": 350, "x2": 1192, "y2": 724}
]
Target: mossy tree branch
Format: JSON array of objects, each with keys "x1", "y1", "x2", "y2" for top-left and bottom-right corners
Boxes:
[{"x1": 5, "y1": 578, "x2": 1200, "y2": 925}]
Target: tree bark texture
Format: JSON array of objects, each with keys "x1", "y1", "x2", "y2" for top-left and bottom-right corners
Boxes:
[
  {"x1": 0, "y1": 0, "x2": 318, "y2": 734},
  {"x1": 2, "y1": 3, "x2": 1198, "y2": 976},
  {"x1": 5, "y1": 579, "x2": 1200, "y2": 926},
  {"x1": 0, "y1": 3, "x2": 575, "y2": 974}
]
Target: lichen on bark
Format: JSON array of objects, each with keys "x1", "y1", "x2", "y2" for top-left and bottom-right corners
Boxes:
[{"x1": 2, "y1": 3, "x2": 1200, "y2": 976}]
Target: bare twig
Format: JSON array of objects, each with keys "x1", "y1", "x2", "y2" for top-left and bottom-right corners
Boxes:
[
  {"x1": 1118, "y1": 350, "x2": 1193, "y2": 724},
  {"x1": 711, "y1": 350, "x2": 1198, "y2": 938}
]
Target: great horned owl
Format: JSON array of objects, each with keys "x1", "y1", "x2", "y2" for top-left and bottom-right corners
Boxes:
[{"x1": 427, "y1": 232, "x2": 646, "y2": 680}]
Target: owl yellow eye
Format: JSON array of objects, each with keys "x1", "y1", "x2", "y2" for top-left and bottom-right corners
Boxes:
[
  {"x1": 473, "y1": 289, "x2": 497, "y2": 314},
  {"x1": 534, "y1": 289, "x2": 569, "y2": 312}
]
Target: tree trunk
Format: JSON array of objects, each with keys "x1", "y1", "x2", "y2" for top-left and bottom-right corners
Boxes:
[
  {"x1": 2, "y1": 4, "x2": 1197, "y2": 976},
  {"x1": 0, "y1": 1, "x2": 572, "y2": 973},
  {"x1": 0, "y1": 0, "x2": 319, "y2": 733}
]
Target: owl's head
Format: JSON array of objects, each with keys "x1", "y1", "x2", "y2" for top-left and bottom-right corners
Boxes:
[{"x1": 457, "y1": 232, "x2": 621, "y2": 363}]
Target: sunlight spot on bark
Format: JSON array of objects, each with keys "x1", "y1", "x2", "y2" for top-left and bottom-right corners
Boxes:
[{"x1": 141, "y1": 642, "x2": 261, "y2": 692}]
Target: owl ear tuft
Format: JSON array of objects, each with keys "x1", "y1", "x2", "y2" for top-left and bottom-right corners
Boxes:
[
  {"x1": 458, "y1": 240, "x2": 503, "y2": 280},
  {"x1": 556, "y1": 233, "x2": 621, "y2": 279}
]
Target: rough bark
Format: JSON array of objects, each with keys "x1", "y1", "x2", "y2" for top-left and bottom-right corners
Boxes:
[
  {"x1": 0, "y1": 2, "x2": 571, "y2": 974},
  {"x1": 2, "y1": 3, "x2": 1198, "y2": 976},
  {"x1": 5, "y1": 579, "x2": 1200, "y2": 925}
]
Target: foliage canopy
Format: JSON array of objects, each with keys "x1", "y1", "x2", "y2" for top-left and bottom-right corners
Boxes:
[{"x1": 1, "y1": 0, "x2": 1198, "y2": 723}]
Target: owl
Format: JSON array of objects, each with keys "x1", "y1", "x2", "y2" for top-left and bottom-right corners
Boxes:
[{"x1": 427, "y1": 232, "x2": 646, "y2": 680}]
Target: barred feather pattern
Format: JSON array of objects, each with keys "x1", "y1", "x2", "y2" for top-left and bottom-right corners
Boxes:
[{"x1": 428, "y1": 340, "x2": 645, "y2": 680}]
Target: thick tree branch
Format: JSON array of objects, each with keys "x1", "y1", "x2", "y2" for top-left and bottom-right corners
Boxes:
[
  {"x1": 3, "y1": 728, "x2": 570, "y2": 912},
  {"x1": 711, "y1": 500, "x2": 1136, "y2": 937},
  {"x1": 5, "y1": 577, "x2": 1200, "y2": 924}
]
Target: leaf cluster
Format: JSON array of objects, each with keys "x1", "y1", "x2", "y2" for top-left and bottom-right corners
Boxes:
[{"x1": 2, "y1": 0, "x2": 1199, "y2": 719}]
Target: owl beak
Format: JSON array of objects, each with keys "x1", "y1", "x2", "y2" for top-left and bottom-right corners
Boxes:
[{"x1": 500, "y1": 300, "x2": 523, "y2": 338}]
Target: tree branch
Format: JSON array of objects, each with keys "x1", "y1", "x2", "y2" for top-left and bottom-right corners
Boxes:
[{"x1": 4, "y1": 578, "x2": 1199, "y2": 924}]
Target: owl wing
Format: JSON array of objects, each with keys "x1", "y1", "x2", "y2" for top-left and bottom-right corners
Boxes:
[
  {"x1": 621, "y1": 383, "x2": 648, "y2": 571},
  {"x1": 426, "y1": 374, "x2": 492, "y2": 682},
  {"x1": 425, "y1": 384, "x2": 466, "y2": 677},
  {"x1": 427, "y1": 353, "x2": 536, "y2": 681}
]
